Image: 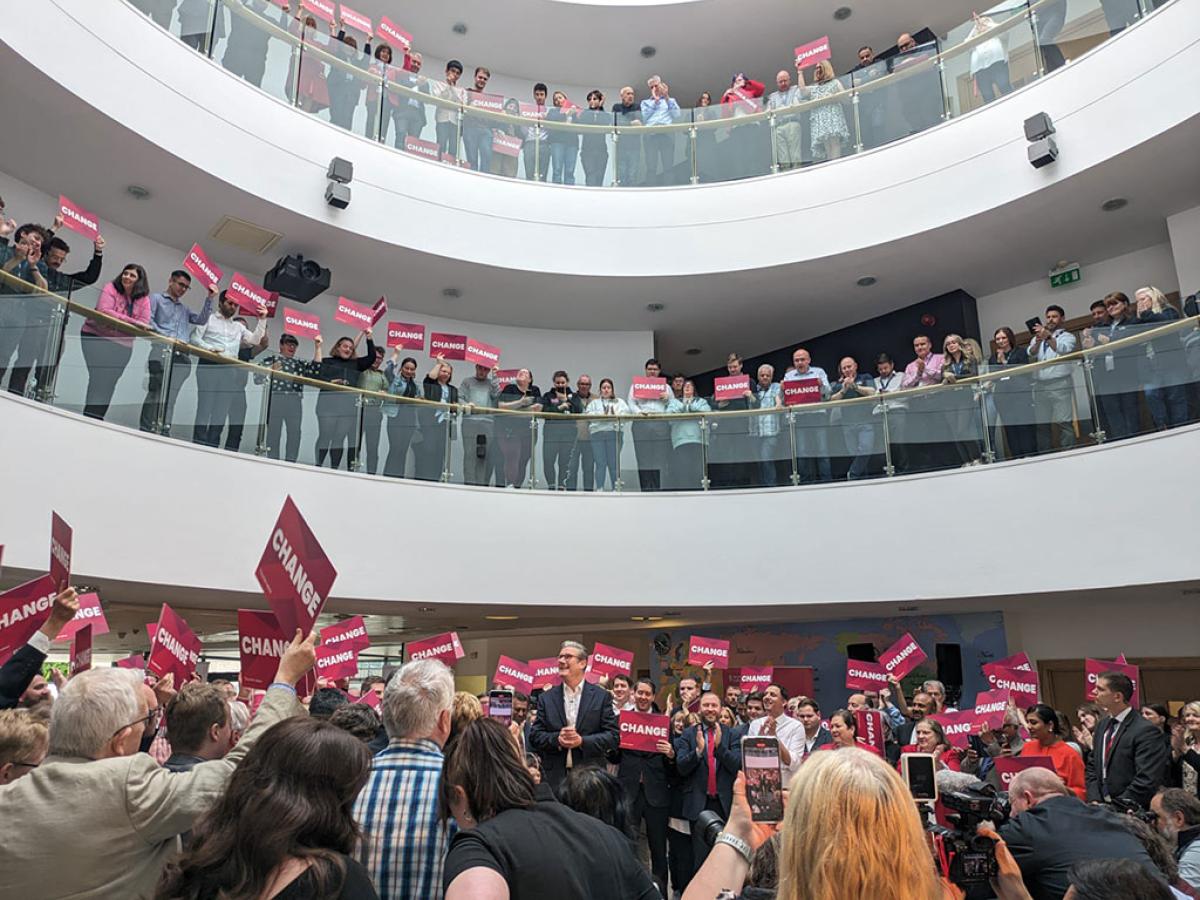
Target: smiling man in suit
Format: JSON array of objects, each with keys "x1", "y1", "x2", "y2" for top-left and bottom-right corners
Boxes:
[
  {"x1": 674, "y1": 691, "x2": 743, "y2": 874},
  {"x1": 529, "y1": 640, "x2": 619, "y2": 790},
  {"x1": 1086, "y1": 670, "x2": 1168, "y2": 807}
]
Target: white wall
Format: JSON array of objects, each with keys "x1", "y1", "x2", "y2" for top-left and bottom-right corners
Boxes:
[{"x1": 1168, "y1": 205, "x2": 1200, "y2": 296}]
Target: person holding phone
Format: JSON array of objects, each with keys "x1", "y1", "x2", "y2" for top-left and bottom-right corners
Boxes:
[{"x1": 1026, "y1": 304, "x2": 1077, "y2": 453}]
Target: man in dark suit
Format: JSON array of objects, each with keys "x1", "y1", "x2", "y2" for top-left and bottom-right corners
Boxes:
[
  {"x1": 674, "y1": 691, "x2": 743, "y2": 874},
  {"x1": 617, "y1": 678, "x2": 672, "y2": 896},
  {"x1": 1086, "y1": 670, "x2": 1168, "y2": 807},
  {"x1": 529, "y1": 641, "x2": 619, "y2": 790},
  {"x1": 1000, "y1": 767, "x2": 1162, "y2": 900},
  {"x1": 0, "y1": 587, "x2": 78, "y2": 710}
]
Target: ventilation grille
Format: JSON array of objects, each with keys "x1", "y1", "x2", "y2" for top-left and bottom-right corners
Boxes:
[{"x1": 209, "y1": 215, "x2": 284, "y2": 255}]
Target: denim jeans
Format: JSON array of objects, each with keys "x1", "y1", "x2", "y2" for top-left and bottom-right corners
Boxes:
[
  {"x1": 549, "y1": 141, "x2": 578, "y2": 184},
  {"x1": 463, "y1": 125, "x2": 494, "y2": 173}
]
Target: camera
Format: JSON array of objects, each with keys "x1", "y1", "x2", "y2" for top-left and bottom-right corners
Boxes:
[
  {"x1": 1183, "y1": 293, "x2": 1198, "y2": 318},
  {"x1": 1105, "y1": 797, "x2": 1158, "y2": 826},
  {"x1": 926, "y1": 785, "x2": 1011, "y2": 887},
  {"x1": 695, "y1": 809, "x2": 724, "y2": 848}
]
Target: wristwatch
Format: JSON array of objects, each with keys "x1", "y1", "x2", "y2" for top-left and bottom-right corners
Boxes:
[{"x1": 714, "y1": 831, "x2": 752, "y2": 864}]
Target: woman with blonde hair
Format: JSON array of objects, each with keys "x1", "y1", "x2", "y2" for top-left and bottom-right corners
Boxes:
[
  {"x1": 808, "y1": 60, "x2": 850, "y2": 161},
  {"x1": 1133, "y1": 285, "x2": 1188, "y2": 429},
  {"x1": 940, "y1": 333, "x2": 982, "y2": 466},
  {"x1": 1172, "y1": 700, "x2": 1200, "y2": 799}
]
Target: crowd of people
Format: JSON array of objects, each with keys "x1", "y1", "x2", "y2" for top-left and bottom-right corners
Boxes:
[
  {"x1": 3, "y1": 204, "x2": 1196, "y2": 491},
  {"x1": 2, "y1": 599, "x2": 1199, "y2": 900}
]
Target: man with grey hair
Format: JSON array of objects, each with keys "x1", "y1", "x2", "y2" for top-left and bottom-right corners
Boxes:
[
  {"x1": 530, "y1": 640, "x2": 619, "y2": 790},
  {"x1": 0, "y1": 630, "x2": 314, "y2": 899},
  {"x1": 921, "y1": 679, "x2": 955, "y2": 713},
  {"x1": 354, "y1": 658, "x2": 456, "y2": 899},
  {"x1": 1151, "y1": 788, "x2": 1200, "y2": 890}
]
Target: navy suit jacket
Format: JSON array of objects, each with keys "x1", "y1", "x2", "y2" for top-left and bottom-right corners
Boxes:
[
  {"x1": 529, "y1": 680, "x2": 620, "y2": 789},
  {"x1": 673, "y1": 722, "x2": 743, "y2": 820},
  {"x1": 1085, "y1": 711, "x2": 1169, "y2": 807}
]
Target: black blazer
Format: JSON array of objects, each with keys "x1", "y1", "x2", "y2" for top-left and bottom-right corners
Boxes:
[
  {"x1": 422, "y1": 376, "x2": 459, "y2": 405},
  {"x1": 998, "y1": 795, "x2": 1160, "y2": 900},
  {"x1": 0, "y1": 643, "x2": 47, "y2": 710},
  {"x1": 673, "y1": 722, "x2": 743, "y2": 820},
  {"x1": 1085, "y1": 710, "x2": 1169, "y2": 807},
  {"x1": 617, "y1": 747, "x2": 669, "y2": 809},
  {"x1": 529, "y1": 681, "x2": 620, "y2": 789}
]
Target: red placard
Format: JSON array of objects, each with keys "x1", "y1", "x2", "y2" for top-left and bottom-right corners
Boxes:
[
  {"x1": 1114, "y1": 653, "x2": 1128, "y2": 664},
  {"x1": 441, "y1": 153, "x2": 470, "y2": 168},
  {"x1": 322, "y1": 615, "x2": 370, "y2": 652},
  {"x1": 255, "y1": 496, "x2": 338, "y2": 638},
  {"x1": 931, "y1": 709, "x2": 976, "y2": 749},
  {"x1": 619, "y1": 710, "x2": 670, "y2": 752},
  {"x1": 845, "y1": 658, "x2": 890, "y2": 690},
  {"x1": 300, "y1": 0, "x2": 335, "y2": 23},
  {"x1": 1084, "y1": 658, "x2": 1140, "y2": 708},
  {"x1": 529, "y1": 657, "x2": 560, "y2": 691},
  {"x1": 992, "y1": 755, "x2": 1055, "y2": 789},
  {"x1": 386, "y1": 322, "x2": 426, "y2": 350},
  {"x1": 0, "y1": 575, "x2": 58, "y2": 664},
  {"x1": 334, "y1": 296, "x2": 378, "y2": 329},
  {"x1": 495, "y1": 369, "x2": 520, "y2": 388},
  {"x1": 228, "y1": 273, "x2": 279, "y2": 318},
  {"x1": 70, "y1": 623, "x2": 93, "y2": 675},
  {"x1": 632, "y1": 376, "x2": 668, "y2": 400},
  {"x1": 794, "y1": 35, "x2": 833, "y2": 69},
  {"x1": 115, "y1": 653, "x2": 145, "y2": 669},
  {"x1": 468, "y1": 92, "x2": 505, "y2": 112},
  {"x1": 518, "y1": 102, "x2": 545, "y2": 120},
  {"x1": 879, "y1": 632, "x2": 927, "y2": 680},
  {"x1": 991, "y1": 651, "x2": 1033, "y2": 672},
  {"x1": 315, "y1": 643, "x2": 358, "y2": 680},
  {"x1": 338, "y1": 3, "x2": 371, "y2": 34},
  {"x1": 183, "y1": 243, "x2": 223, "y2": 291},
  {"x1": 782, "y1": 378, "x2": 822, "y2": 406},
  {"x1": 713, "y1": 375, "x2": 750, "y2": 403},
  {"x1": 464, "y1": 338, "x2": 501, "y2": 367},
  {"x1": 429, "y1": 332, "x2": 467, "y2": 360},
  {"x1": 492, "y1": 132, "x2": 523, "y2": 157},
  {"x1": 404, "y1": 136, "x2": 439, "y2": 160},
  {"x1": 855, "y1": 709, "x2": 886, "y2": 753},
  {"x1": 147, "y1": 603, "x2": 202, "y2": 684},
  {"x1": 735, "y1": 666, "x2": 774, "y2": 691},
  {"x1": 973, "y1": 689, "x2": 1012, "y2": 731},
  {"x1": 238, "y1": 609, "x2": 289, "y2": 691},
  {"x1": 590, "y1": 642, "x2": 634, "y2": 678},
  {"x1": 53, "y1": 592, "x2": 108, "y2": 642},
  {"x1": 687, "y1": 635, "x2": 730, "y2": 669},
  {"x1": 406, "y1": 631, "x2": 466, "y2": 666},
  {"x1": 358, "y1": 688, "x2": 382, "y2": 710},
  {"x1": 58, "y1": 195, "x2": 100, "y2": 242},
  {"x1": 377, "y1": 16, "x2": 411, "y2": 49},
  {"x1": 981, "y1": 664, "x2": 1039, "y2": 709},
  {"x1": 49, "y1": 511, "x2": 72, "y2": 592},
  {"x1": 493, "y1": 655, "x2": 534, "y2": 693},
  {"x1": 369, "y1": 297, "x2": 388, "y2": 326},
  {"x1": 282, "y1": 307, "x2": 321, "y2": 340}
]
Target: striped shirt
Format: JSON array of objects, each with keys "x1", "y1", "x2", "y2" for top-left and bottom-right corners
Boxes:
[{"x1": 354, "y1": 738, "x2": 454, "y2": 900}]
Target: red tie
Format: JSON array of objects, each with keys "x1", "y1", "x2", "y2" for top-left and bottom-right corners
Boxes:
[
  {"x1": 706, "y1": 726, "x2": 718, "y2": 797},
  {"x1": 1104, "y1": 720, "x2": 1119, "y2": 766}
]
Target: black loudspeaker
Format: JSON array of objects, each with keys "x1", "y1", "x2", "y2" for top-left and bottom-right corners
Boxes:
[
  {"x1": 935, "y1": 643, "x2": 964, "y2": 688},
  {"x1": 847, "y1": 642, "x2": 877, "y2": 662},
  {"x1": 263, "y1": 254, "x2": 331, "y2": 303}
]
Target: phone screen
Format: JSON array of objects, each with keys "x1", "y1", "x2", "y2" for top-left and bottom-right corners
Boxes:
[
  {"x1": 1025, "y1": 317, "x2": 1042, "y2": 333},
  {"x1": 742, "y1": 735, "x2": 784, "y2": 822},
  {"x1": 488, "y1": 690, "x2": 513, "y2": 725},
  {"x1": 902, "y1": 753, "x2": 938, "y2": 801}
]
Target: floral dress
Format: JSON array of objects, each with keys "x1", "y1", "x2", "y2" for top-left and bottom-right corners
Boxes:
[{"x1": 809, "y1": 78, "x2": 850, "y2": 159}]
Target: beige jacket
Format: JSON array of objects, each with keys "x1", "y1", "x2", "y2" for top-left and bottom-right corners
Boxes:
[{"x1": 0, "y1": 686, "x2": 302, "y2": 899}]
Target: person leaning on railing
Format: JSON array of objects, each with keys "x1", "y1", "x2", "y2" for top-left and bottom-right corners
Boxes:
[
  {"x1": 381, "y1": 348, "x2": 422, "y2": 479},
  {"x1": 313, "y1": 328, "x2": 376, "y2": 470},
  {"x1": 664, "y1": 379, "x2": 711, "y2": 490},
  {"x1": 585, "y1": 378, "x2": 631, "y2": 491},
  {"x1": 939, "y1": 333, "x2": 982, "y2": 467},
  {"x1": 78, "y1": 262, "x2": 152, "y2": 421},
  {"x1": 546, "y1": 91, "x2": 581, "y2": 186},
  {"x1": 577, "y1": 90, "x2": 610, "y2": 186},
  {"x1": 986, "y1": 327, "x2": 1035, "y2": 461},
  {"x1": 418, "y1": 354, "x2": 458, "y2": 481},
  {"x1": 497, "y1": 368, "x2": 543, "y2": 488},
  {"x1": 1132, "y1": 286, "x2": 1188, "y2": 430},
  {"x1": 189, "y1": 289, "x2": 267, "y2": 448}
]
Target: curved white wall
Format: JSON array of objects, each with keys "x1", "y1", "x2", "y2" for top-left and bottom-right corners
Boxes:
[
  {"x1": 4, "y1": 0, "x2": 1198, "y2": 279},
  {"x1": 3, "y1": 394, "x2": 1199, "y2": 609}
]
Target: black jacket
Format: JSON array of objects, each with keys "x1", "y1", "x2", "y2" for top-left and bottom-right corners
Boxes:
[
  {"x1": 617, "y1": 746, "x2": 670, "y2": 809},
  {"x1": 317, "y1": 339, "x2": 376, "y2": 391},
  {"x1": 528, "y1": 681, "x2": 620, "y2": 790},
  {"x1": 0, "y1": 643, "x2": 46, "y2": 710},
  {"x1": 999, "y1": 795, "x2": 1161, "y2": 900},
  {"x1": 673, "y1": 722, "x2": 744, "y2": 820},
  {"x1": 422, "y1": 376, "x2": 460, "y2": 405},
  {"x1": 1085, "y1": 710, "x2": 1169, "y2": 807}
]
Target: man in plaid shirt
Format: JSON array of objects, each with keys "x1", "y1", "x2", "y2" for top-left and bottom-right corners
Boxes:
[{"x1": 354, "y1": 659, "x2": 456, "y2": 899}]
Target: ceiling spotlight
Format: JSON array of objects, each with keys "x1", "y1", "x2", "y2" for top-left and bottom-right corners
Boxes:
[
  {"x1": 126, "y1": 184, "x2": 151, "y2": 200},
  {"x1": 485, "y1": 615, "x2": 519, "y2": 621},
  {"x1": 441, "y1": 287, "x2": 462, "y2": 299},
  {"x1": 1101, "y1": 197, "x2": 1128, "y2": 212},
  {"x1": 684, "y1": 347, "x2": 702, "y2": 356},
  {"x1": 452, "y1": 22, "x2": 467, "y2": 34},
  {"x1": 646, "y1": 302, "x2": 665, "y2": 312},
  {"x1": 856, "y1": 275, "x2": 878, "y2": 287},
  {"x1": 833, "y1": 6, "x2": 853, "y2": 20},
  {"x1": 640, "y1": 46, "x2": 657, "y2": 58}
]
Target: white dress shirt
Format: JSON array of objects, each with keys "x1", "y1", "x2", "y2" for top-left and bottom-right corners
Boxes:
[
  {"x1": 748, "y1": 714, "x2": 807, "y2": 780},
  {"x1": 563, "y1": 679, "x2": 583, "y2": 767}
]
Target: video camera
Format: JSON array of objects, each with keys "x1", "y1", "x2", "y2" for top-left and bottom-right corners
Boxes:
[
  {"x1": 1104, "y1": 797, "x2": 1158, "y2": 826},
  {"x1": 926, "y1": 785, "x2": 1011, "y2": 887}
]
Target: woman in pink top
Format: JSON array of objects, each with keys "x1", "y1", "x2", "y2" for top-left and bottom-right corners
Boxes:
[{"x1": 79, "y1": 263, "x2": 151, "y2": 420}]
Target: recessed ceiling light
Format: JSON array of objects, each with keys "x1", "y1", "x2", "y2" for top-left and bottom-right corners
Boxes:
[
  {"x1": 451, "y1": 22, "x2": 467, "y2": 35},
  {"x1": 640, "y1": 46, "x2": 657, "y2": 58},
  {"x1": 126, "y1": 184, "x2": 151, "y2": 199},
  {"x1": 684, "y1": 347, "x2": 702, "y2": 356},
  {"x1": 833, "y1": 6, "x2": 853, "y2": 20},
  {"x1": 484, "y1": 615, "x2": 519, "y2": 621},
  {"x1": 646, "y1": 302, "x2": 665, "y2": 312},
  {"x1": 416, "y1": 606, "x2": 436, "y2": 613},
  {"x1": 856, "y1": 275, "x2": 878, "y2": 287},
  {"x1": 630, "y1": 616, "x2": 646, "y2": 621},
  {"x1": 441, "y1": 287, "x2": 462, "y2": 299},
  {"x1": 1101, "y1": 197, "x2": 1128, "y2": 212}
]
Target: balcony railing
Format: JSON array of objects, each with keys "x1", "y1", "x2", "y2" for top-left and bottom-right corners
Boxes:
[
  {"x1": 3, "y1": 271, "x2": 1198, "y2": 492},
  {"x1": 125, "y1": 0, "x2": 1166, "y2": 186}
]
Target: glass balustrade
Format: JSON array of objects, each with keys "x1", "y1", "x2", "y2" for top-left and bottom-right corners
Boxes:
[
  {"x1": 3, "y1": 270, "x2": 1199, "y2": 494},
  {"x1": 116, "y1": 0, "x2": 1172, "y2": 188}
]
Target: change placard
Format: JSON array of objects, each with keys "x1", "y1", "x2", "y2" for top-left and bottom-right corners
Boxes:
[
  {"x1": 49, "y1": 512, "x2": 72, "y2": 592},
  {"x1": 147, "y1": 603, "x2": 202, "y2": 684},
  {"x1": 322, "y1": 615, "x2": 370, "y2": 652},
  {"x1": 406, "y1": 631, "x2": 466, "y2": 666},
  {"x1": 982, "y1": 664, "x2": 1039, "y2": 709},
  {"x1": 493, "y1": 655, "x2": 534, "y2": 693},
  {"x1": 992, "y1": 755, "x2": 1055, "y2": 788},
  {"x1": 183, "y1": 243, "x2": 223, "y2": 291},
  {"x1": 736, "y1": 666, "x2": 774, "y2": 691},
  {"x1": 429, "y1": 332, "x2": 467, "y2": 360},
  {"x1": 403, "y1": 135, "x2": 439, "y2": 160},
  {"x1": 377, "y1": 16, "x2": 411, "y2": 49},
  {"x1": 931, "y1": 709, "x2": 975, "y2": 749},
  {"x1": 464, "y1": 338, "x2": 501, "y2": 368},
  {"x1": 619, "y1": 710, "x2": 670, "y2": 752},
  {"x1": 255, "y1": 496, "x2": 338, "y2": 638},
  {"x1": 973, "y1": 689, "x2": 1012, "y2": 731},
  {"x1": 70, "y1": 624, "x2": 93, "y2": 675},
  {"x1": 855, "y1": 708, "x2": 886, "y2": 753},
  {"x1": 228, "y1": 273, "x2": 279, "y2": 318},
  {"x1": 386, "y1": 322, "x2": 426, "y2": 350},
  {"x1": 282, "y1": 307, "x2": 321, "y2": 340},
  {"x1": 782, "y1": 378, "x2": 822, "y2": 406},
  {"x1": 1085, "y1": 658, "x2": 1140, "y2": 708},
  {"x1": 338, "y1": 4, "x2": 372, "y2": 34},
  {"x1": 315, "y1": 643, "x2": 359, "y2": 680},
  {"x1": 590, "y1": 642, "x2": 634, "y2": 678},
  {"x1": 879, "y1": 632, "x2": 927, "y2": 680},
  {"x1": 794, "y1": 35, "x2": 832, "y2": 69},
  {"x1": 713, "y1": 375, "x2": 750, "y2": 403},
  {"x1": 529, "y1": 657, "x2": 561, "y2": 691},
  {"x1": 58, "y1": 195, "x2": 100, "y2": 241},
  {"x1": 238, "y1": 609, "x2": 289, "y2": 690},
  {"x1": 687, "y1": 635, "x2": 730, "y2": 669},
  {"x1": 845, "y1": 658, "x2": 890, "y2": 690},
  {"x1": 0, "y1": 575, "x2": 58, "y2": 664},
  {"x1": 631, "y1": 376, "x2": 668, "y2": 400},
  {"x1": 53, "y1": 592, "x2": 108, "y2": 642}
]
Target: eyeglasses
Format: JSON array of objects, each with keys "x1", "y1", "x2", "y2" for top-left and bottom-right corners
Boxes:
[
  {"x1": 11, "y1": 760, "x2": 40, "y2": 769},
  {"x1": 112, "y1": 706, "x2": 163, "y2": 738}
]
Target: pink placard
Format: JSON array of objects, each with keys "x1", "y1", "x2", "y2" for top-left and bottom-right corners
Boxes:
[
  {"x1": 492, "y1": 132, "x2": 523, "y2": 157},
  {"x1": 147, "y1": 603, "x2": 202, "y2": 684},
  {"x1": 1085, "y1": 658, "x2": 1140, "y2": 708},
  {"x1": 441, "y1": 153, "x2": 470, "y2": 168},
  {"x1": 386, "y1": 322, "x2": 426, "y2": 350},
  {"x1": 931, "y1": 709, "x2": 976, "y2": 749},
  {"x1": 255, "y1": 496, "x2": 338, "y2": 638},
  {"x1": 183, "y1": 243, "x2": 223, "y2": 291},
  {"x1": 403, "y1": 135, "x2": 439, "y2": 160},
  {"x1": 464, "y1": 338, "x2": 501, "y2": 368},
  {"x1": 0, "y1": 575, "x2": 58, "y2": 665},
  {"x1": 619, "y1": 710, "x2": 670, "y2": 752},
  {"x1": 973, "y1": 689, "x2": 1012, "y2": 731},
  {"x1": 468, "y1": 92, "x2": 505, "y2": 112},
  {"x1": 1114, "y1": 653, "x2": 1128, "y2": 665},
  {"x1": 334, "y1": 296, "x2": 378, "y2": 329},
  {"x1": 58, "y1": 195, "x2": 100, "y2": 242},
  {"x1": 238, "y1": 609, "x2": 289, "y2": 691},
  {"x1": 736, "y1": 666, "x2": 774, "y2": 690},
  {"x1": 493, "y1": 655, "x2": 534, "y2": 693},
  {"x1": 782, "y1": 378, "x2": 822, "y2": 406},
  {"x1": 687, "y1": 635, "x2": 730, "y2": 669},
  {"x1": 713, "y1": 375, "x2": 751, "y2": 402},
  {"x1": 358, "y1": 688, "x2": 382, "y2": 710},
  {"x1": 855, "y1": 708, "x2": 886, "y2": 753},
  {"x1": 53, "y1": 592, "x2": 108, "y2": 642},
  {"x1": 377, "y1": 16, "x2": 411, "y2": 49},
  {"x1": 590, "y1": 642, "x2": 634, "y2": 678},
  {"x1": 315, "y1": 643, "x2": 358, "y2": 680},
  {"x1": 49, "y1": 511, "x2": 72, "y2": 592},
  {"x1": 429, "y1": 332, "x2": 467, "y2": 360},
  {"x1": 406, "y1": 631, "x2": 466, "y2": 666},
  {"x1": 338, "y1": 3, "x2": 371, "y2": 34},
  {"x1": 228, "y1": 273, "x2": 279, "y2": 318},
  {"x1": 115, "y1": 653, "x2": 145, "y2": 669},
  {"x1": 879, "y1": 632, "x2": 927, "y2": 679},
  {"x1": 632, "y1": 376, "x2": 668, "y2": 400},
  {"x1": 845, "y1": 658, "x2": 890, "y2": 690},
  {"x1": 982, "y1": 664, "x2": 1039, "y2": 709},
  {"x1": 282, "y1": 307, "x2": 321, "y2": 340},
  {"x1": 990, "y1": 651, "x2": 1033, "y2": 672},
  {"x1": 992, "y1": 755, "x2": 1055, "y2": 789},
  {"x1": 529, "y1": 657, "x2": 561, "y2": 691},
  {"x1": 300, "y1": 0, "x2": 335, "y2": 24},
  {"x1": 70, "y1": 623, "x2": 93, "y2": 676},
  {"x1": 322, "y1": 615, "x2": 370, "y2": 652},
  {"x1": 518, "y1": 102, "x2": 545, "y2": 120},
  {"x1": 369, "y1": 297, "x2": 388, "y2": 326},
  {"x1": 495, "y1": 369, "x2": 520, "y2": 388},
  {"x1": 794, "y1": 35, "x2": 832, "y2": 68}
]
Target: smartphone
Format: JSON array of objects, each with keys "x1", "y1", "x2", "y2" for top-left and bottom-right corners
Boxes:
[
  {"x1": 741, "y1": 735, "x2": 784, "y2": 823},
  {"x1": 902, "y1": 753, "x2": 938, "y2": 802},
  {"x1": 488, "y1": 689, "x2": 513, "y2": 726},
  {"x1": 1025, "y1": 316, "x2": 1042, "y2": 333}
]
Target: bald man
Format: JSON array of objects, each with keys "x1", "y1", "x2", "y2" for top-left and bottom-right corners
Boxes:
[
  {"x1": 829, "y1": 356, "x2": 876, "y2": 479},
  {"x1": 766, "y1": 69, "x2": 805, "y2": 170}
]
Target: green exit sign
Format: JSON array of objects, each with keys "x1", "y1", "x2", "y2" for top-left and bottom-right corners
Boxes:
[{"x1": 1049, "y1": 264, "x2": 1081, "y2": 288}]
